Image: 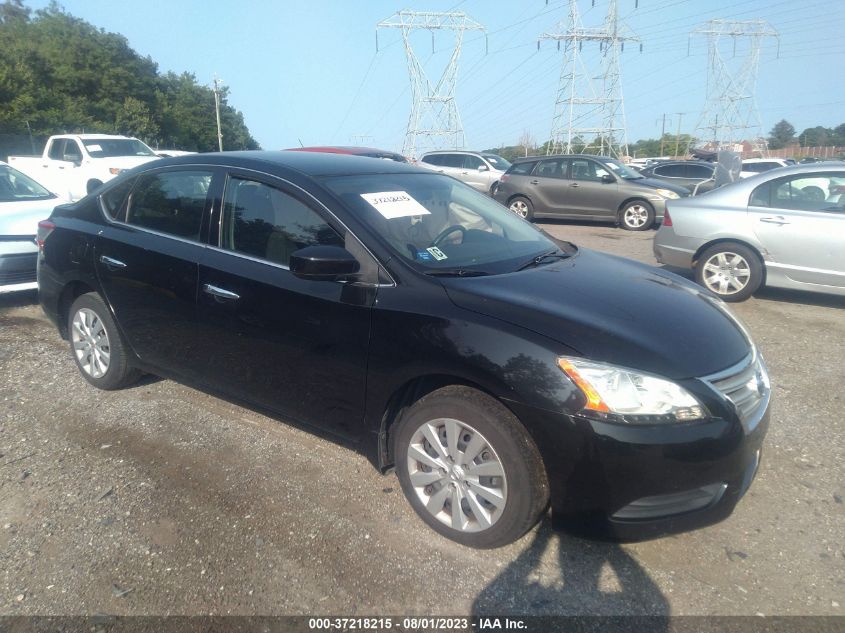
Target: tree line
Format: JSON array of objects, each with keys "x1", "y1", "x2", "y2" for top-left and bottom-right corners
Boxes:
[
  {"x1": 767, "y1": 119, "x2": 845, "y2": 150},
  {"x1": 0, "y1": 0, "x2": 259, "y2": 158}
]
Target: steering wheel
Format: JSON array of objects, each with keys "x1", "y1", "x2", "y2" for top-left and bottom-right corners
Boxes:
[{"x1": 431, "y1": 224, "x2": 466, "y2": 247}]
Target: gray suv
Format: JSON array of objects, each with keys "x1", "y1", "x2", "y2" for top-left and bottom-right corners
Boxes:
[
  {"x1": 494, "y1": 154, "x2": 690, "y2": 230},
  {"x1": 419, "y1": 151, "x2": 511, "y2": 195}
]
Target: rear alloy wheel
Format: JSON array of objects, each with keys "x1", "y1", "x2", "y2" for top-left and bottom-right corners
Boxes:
[
  {"x1": 394, "y1": 385, "x2": 548, "y2": 548},
  {"x1": 695, "y1": 242, "x2": 763, "y2": 302},
  {"x1": 620, "y1": 200, "x2": 655, "y2": 231},
  {"x1": 508, "y1": 196, "x2": 534, "y2": 221},
  {"x1": 68, "y1": 293, "x2": 140, "y2": 390}
]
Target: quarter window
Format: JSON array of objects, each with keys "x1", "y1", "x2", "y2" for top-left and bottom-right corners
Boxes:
[
  {"x1": 654, "y1": 164, "x2": 686, "y2": 178},
  {"x1": 221, "y1": 178, "x2": 343, "y2": 266},
  {"x1": 100, "y1": 177, "x2": 136, "y2": 221},
  {"x1": 126, "y1": 170, "x2": 212, "y2": 240},
  {"x1": 509, "y1": 161, "x2": 536, "y2": 176}
]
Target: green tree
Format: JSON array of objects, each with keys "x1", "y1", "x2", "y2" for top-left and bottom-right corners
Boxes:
[
  {"x1": 799, "y1": 126, "x2": 832, "y2": 147},
  {"x1": 768, "y1": 119, "x2": 795, "y2": 149}
]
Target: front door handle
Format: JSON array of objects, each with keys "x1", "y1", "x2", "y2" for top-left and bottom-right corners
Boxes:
[
  {"x1": 570, "y1": 183, "x2": 580, "y2": 188},
  {"x1": 203, "y1": 283, "x2": 240, "y2": 301},
  {"x1": 99, "y1": 255, "x2": 126, "y2": 269},
  {"x1": 529, "y1": 179, "x2": 539, "y2": 185},
  {"x1": 759, "y1": 216, "x2": 790, "y2": 225}
]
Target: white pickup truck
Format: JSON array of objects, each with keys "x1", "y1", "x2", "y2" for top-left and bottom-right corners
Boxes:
[{"x1": 8, "y1": 134, "x2": 161, "y2": 201}]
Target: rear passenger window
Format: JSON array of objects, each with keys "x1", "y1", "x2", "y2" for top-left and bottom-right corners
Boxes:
[
  {"x1": 126, "y1": 170, "x2": 211, "y2": 240},
  {"x1": 221, "y1": 178, "x2": 343, "y2": 267},
  {"x1": 462, "y1": 155, "x2": 484, "y2": 170},
  {"x1": 423, "y1": 155, "x2": 443, "y2": 166},
  {"x1": 100, "y1": 177, "x2": 136, "y2": 221},
  {"x1": 655, "y1": 164, "x2": 686, "y2": 178},
  {"x1": 509, "y1": 161, "x2": 536, "y2": 176},
  {"x1": 440, "y1": 154, "x2": 464, "y2": 168},
  {"x1": 688, "y1": 164, "x2": 714, "y2": 179}
]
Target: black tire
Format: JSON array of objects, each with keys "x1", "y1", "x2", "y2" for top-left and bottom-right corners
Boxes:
[
  {"x1": 393, "y1": 385, "x2": 549, "y2": 549},
  {"x1": 67, "y1": 292, "x2": 141, "y2": 390},
  {"x1": 508, "y1": 196, "x2": 534, "y2": 221},
  {"x1": 86, "y1": 179, "x2": 103, "y2": 195},
  {"x1": 694, "y1": 242, "x2": 763, "y2": 302},
  {"x1": 619, "y1": 200, "x2": 655, "y2": 231}
]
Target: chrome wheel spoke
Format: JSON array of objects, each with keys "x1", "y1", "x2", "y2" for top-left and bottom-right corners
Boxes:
[
  {"x1": 466, "y1": 460, "x2": 504, "y2": 477},
  {"x1": 426, "y1": 485, "x2": 450, "y2": 514},
  {"x1": 465, "y1": 490, "x2": 493, "y2": 529},
  {"x1": 408, "y1": 444, "x2": 445, "y2": 471},
  {"x1": 460, "y1": 433, "x2": 485, "y2": 466},
  {"x1": 410, "y1": 469, "x2": 444, "y2": 487},
  {"x1": 450, "y1": 486, "x2": 466, "y2": 530},
  {"x1": 467, "y1": 480, "x2": 505, "y2": 507},
  {"x1": 445, "y1": 419, "x2": 461, "y2": 461},
  {"x1": 421, "y1": 423, "x2": 448, "y2": 462}
]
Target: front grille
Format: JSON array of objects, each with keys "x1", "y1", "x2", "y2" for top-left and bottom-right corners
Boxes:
[
  {"x1": 703, "y1": 352, "x2": 770, "y2": 427},
  {"x1": 0, "y1": 269, "x2": 37, "y2": 285}
]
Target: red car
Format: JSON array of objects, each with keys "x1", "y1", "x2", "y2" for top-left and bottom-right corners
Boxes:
[{"x1": 285, "y1": 146, "x2": 408, "y2": 163}]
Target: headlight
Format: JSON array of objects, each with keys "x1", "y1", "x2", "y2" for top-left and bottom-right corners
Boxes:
[
  {"x1": 655, "y1": 188, "x2": 680, "y2": 199},
  {"x1": 558, "y1": 357, "x2": 708, "y2": 424}
]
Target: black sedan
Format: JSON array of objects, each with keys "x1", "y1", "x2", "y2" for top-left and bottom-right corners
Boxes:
[
  {"x1": 638, "y1": 160, "x2": 716, "y2": 195},
  {"x1": 37, "y1": 151, "x2": 769, "y2": 548}
]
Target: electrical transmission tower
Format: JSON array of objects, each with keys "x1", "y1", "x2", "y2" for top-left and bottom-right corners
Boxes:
[
  {"x1": 541, "y1": 0, "x2": 640, "y2": 158},
  {"x1": 377, "y1": 11, "x2": 485, "y2": 159},
  {"x1": 690, "y1": 20, "x2": 779, "y2": 153}
]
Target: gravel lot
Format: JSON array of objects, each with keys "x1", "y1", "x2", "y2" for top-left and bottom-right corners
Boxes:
[{"x1": 1, "y1": 221, "x2": 843, "y2": 617}]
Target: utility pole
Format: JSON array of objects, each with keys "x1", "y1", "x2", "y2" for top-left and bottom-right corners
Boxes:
[
  {"x1": 673, "y1": 112, "x2": 684, "y2": 157},
  {"x1": 377, "y1": 11, "x2": 486, "y2": 159},
  {"x1": 659, "y1": 113, "x2": 667, "y2": 155},
  {"x1": 540, "y1": 0, "x2": 641, "y2": 158},
  {"x1": 212, "y1": 76, "x2": 224, "y2": 152},
  {"x1": 689, "y1": 20, "x2": 779, "y2": 154}
]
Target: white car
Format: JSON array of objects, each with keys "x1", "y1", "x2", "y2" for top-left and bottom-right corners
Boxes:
[
  {"x1": 740, "y1": 158, "x2": 794, "y2": 179},
  {"x1": 0, "y1": 162, "x2": 68, "y2": 293}
]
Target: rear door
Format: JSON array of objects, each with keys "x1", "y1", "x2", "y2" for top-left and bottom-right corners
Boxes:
[
  {"x1": 526, "y1": 158, "x2": 570, "y2": 214},
  {"x1": 193, "y1": 171, "x2": 376, "y2": 437},
  {"x1": 94, "y1": 167, "x2": 216, "y2": 378},
  {"x1": 748, "y1": 172, "x2": 845, "y2": 288}
]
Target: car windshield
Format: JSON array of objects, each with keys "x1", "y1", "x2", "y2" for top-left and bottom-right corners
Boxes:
[
  {"x1": 601, "y1": 159, "x2": 644, "y2": 180},
  {"x1": 322, "y1": 173, "x2": 566, "y2": 275},
  {"x1": 0, "y1": 165, "x2": 55, "y2": 202},
  {"x1": 82, "y1": 139, "x2": 157, "y2": 158},
  {"x1": 482, "y1": 155, "x2": 512, "y2": 171}
]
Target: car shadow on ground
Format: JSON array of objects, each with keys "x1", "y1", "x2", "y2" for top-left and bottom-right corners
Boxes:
[
  {"x1": 472, "y1": 520, "x2": 669, "y2": 620},
  {"x1": 753, "y1": 286, "x2": 845, "y2": 309}
]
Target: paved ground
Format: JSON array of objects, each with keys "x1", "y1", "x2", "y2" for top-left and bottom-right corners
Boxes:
[{"x1": 1, "y1": 221, "x2": 843, "y2": 617}]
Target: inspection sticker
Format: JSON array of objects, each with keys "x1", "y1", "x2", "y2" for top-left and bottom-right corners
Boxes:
[
  {"x1": 360, "y1": 191, "x2": 430, "y2": 219},
  {"x1": 426, "y1": 246, "x2": 448, "y2": 261}
]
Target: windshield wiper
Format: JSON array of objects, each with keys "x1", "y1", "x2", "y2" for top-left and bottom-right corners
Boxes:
[
  {"x1": 424, "y1": 268, "x2": 491, "y2": 277},
  {"x1": 516, "y1": 249, "x2": 572, "y2": 271}
]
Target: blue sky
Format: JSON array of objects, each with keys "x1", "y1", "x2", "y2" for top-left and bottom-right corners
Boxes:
[{"x1": 28, "y1": 0, "x2": 845, "y2": 155}]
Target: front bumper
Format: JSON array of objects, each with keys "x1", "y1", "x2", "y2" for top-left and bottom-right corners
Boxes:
[{"x1": 505, "y1": 370, "x2": 770, "y2": 540}]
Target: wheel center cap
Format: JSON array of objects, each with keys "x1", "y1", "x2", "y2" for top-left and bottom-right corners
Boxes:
[{"x1": 449, "y1": 464, "x2": 465, "y2": 482}]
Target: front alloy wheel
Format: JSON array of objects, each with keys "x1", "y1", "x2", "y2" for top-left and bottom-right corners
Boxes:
[
  {"x1": 394, "y1": 385, "x2": 548, "y2": 548},
  {"x1": 620, "y1": 201, "x2": 655, "y2": 230},
  {"x1": 406, "y1": 418, "x2": 507, "y2": 533}
]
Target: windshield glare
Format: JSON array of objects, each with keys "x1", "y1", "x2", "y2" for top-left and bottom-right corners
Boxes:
[
  {"x1": 0, "y1": 165, "x2": 55, "y2": 202},
  {"x1": 602, "y1": 159, "x2": 643, "y2": 179},
  {"x1": 482, "y1": 155, "x2": 512, "y2": 171},
  {"x1": 82, "y1": 139, "x2": 156, "y2": 158},
  {"x1": 322, "y1": 173, "x2": 561, "y2": 274}
]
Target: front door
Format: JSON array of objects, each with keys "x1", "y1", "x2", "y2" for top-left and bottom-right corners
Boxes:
[
  {"x1": 94, "y1": 167, "x2": 215, "y2": 378},
  {"x1": 562, "y1": 157, "x2": 619, "y2": 217},
  {"x1": 194, "y1": 172, "x2": 375, "y2": 438}
]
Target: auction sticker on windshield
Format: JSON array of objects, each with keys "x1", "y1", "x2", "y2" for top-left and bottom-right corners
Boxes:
[{"x1": 360, "y1": 191, "x2": 430, "y2": 219}]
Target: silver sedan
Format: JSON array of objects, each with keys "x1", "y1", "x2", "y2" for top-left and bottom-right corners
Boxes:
[{"x1": 653, "y1": 162, "x2": 845, "y2": 301}]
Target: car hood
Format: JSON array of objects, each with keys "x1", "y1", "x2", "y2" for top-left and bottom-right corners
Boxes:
[
  {"x1": 442, "y1": 248, "x2": 751, "y2": 380},
  {"x1": 0, "y1": 198, "x2": 62, "y2": 234},
  {"x1": 626, "y1": 177, "x2": 691, "y2": 195}
]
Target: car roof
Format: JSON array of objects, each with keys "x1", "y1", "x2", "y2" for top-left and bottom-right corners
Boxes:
[
  {"x1": 151, "y1": 150, "x2": 428, "y2": 178},
  {"x1": 511, "y1": 153, "x2": 612, "y2": 163},
  {"x1": 421, "y1": 150, "x2": 485, "y2": 155},
  {"x1": 742, "y1": 157, "x2": 787, "y2": 163},
  {"x1": 287, "y1": 146, "x2": 403, "y2": 157}
]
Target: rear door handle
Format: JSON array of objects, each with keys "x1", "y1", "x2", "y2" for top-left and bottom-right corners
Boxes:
[
  {"x1": 203, "y1": 283, "x2": 240, "y2": 301},
  {"x1": 760, "y1": 216, "x2": 790, "y2": 225},
  {"x1": 99, "y1": 255, "x2": 126, "y2": 269},
  {"x1": 529, "y1": 179, "x2": 539, "y2": 185}
]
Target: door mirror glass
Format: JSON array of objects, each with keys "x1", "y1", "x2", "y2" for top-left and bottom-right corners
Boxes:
[
  {"x1": 290, "y1": 245, "x2": 360, "y2": 281},
  {"x1": 477, "y1": 164, "x2": 489, "y2": 172},
  {"x1": 601, "y1": 173, "x2": 615, "y2": 184}
]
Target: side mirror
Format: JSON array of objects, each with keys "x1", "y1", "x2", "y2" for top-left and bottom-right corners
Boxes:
[
  {"x1": 289, "y1": 245, "x2": 360, "y2": 281},
  {"x1": 601, "y1": 173, "x2": 615, "y2": 184},
  {"x1": 477, "y1": 164, "x2": 489, "y2": 172}
]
